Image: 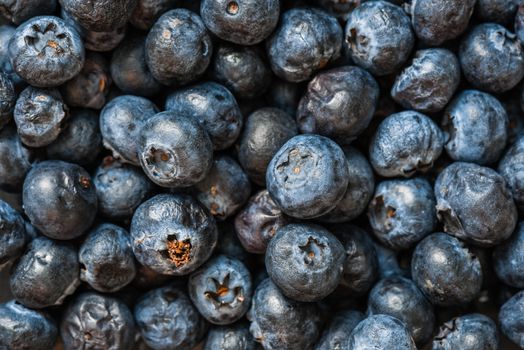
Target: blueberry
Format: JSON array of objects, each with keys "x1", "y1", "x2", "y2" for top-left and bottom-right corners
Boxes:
[
  {"x1": 165, "y1": 82, "x2": 243, "y2": 150},
  {"x1": 347, "y1": 314, "x2": 417, "y2": 350},
  {"x1": 201, "y1": 0, "x2": 280, "y2": 46},
  {"x1": 0, "y1": 71, "x2": 15, "y2": 128},
  {"x1": 60, "y1": 292, "x2": 135, "y2": 350},
  {"x1": 265, "y1": 223, "x2": 345, "y2": 302},
  {"x1": 93, "y1": 156, "x2": 152, "y2": 220},
  {"x1": 8, "y1": 16, "x2": 84, "y2": 87},
  {"x1": 247, "y1": 278, "x2": 322, "y2": 350},
  {"x1": 266, "y1": 134, "x2": 349, "y2": 219},
  {"x1": 0, "y1": 0, "x2": 57, "y2": 24},
  {"x1": 145, "y1": 9, "x2": 212, "y2": 86},
  {"x1": 59, "y1": 0, "x2": 137, "y2": 32},
  {"x1": 0, "y1": 300, "x2": 57, "y2": 350},
  {"x1": 345, "y1": 1, "x2": 414, "y2": 76},
  {"x1": 10, "y1": 236, "x2": 80, "y2": 308},
  {"x1": 14, "y1": 86, "x2": 68, "y2": 147},
  {"x1": 0, "y1": 199, "x2": 26, "y2": 270},
  {"x1": 46, "y1": 108, "x2": 102, "y2": 166},
  {"x1": 135, "y1": 285, "x2": 208, "y2": 350},
  {"x1": 391, "y1": 49, "x2": 461, "y2": 113},
  {"x1": 23, "y1": 160, "x2": 97, "y2": 240},
  {"x1": 204, "y1": 322, "x2": 256, "y2": 350},
  {"x1": 238, "y1": 107, "x2": 298, "y2": 186},
  {"x1": 130, "y1": 194, "x2": 218, "y2": 275},
  {"x1": 215, "y1": 222, "x2": 251, "y2": 264},
  {"x1": 0, "y1": 24, "x2": 23, "y2": 86},
  {"x1": 435, "y1": 162, "x2": 517, "y2": 246},
  {"x1": 130, "y1": 0, "x2": 176, "y2": 30},
  {"x1": 267, "y1": 7, "x2": 342, "y2": 82},
  {"x1": 315, "y1": 310, "x2": 364, "y2": 350},
  {"x1": 515, "y1": 5, "x2": 524, "y2": 44},
  {"x1": 264, "y1": 78, "x2": 302, "y2": 116},
  {"x1": 297, "y1": 66, "x2": 379, "y2": 145},
  {"x1": 0, "y1": 125, "x2": 34, "y2": 192},
  {"x1": 433, "y1": 313, "x2": 499, "y2": 350},
  {"x1": 493, "y1": 222, "x2": 524, "y2": 288},
  {"x1": 369, "y1": 111, "x2": 444, "y2": 178},
  {"x1": 138, "y1": 111, "x2": 213, "y2": 188},
  {"x1": 498, "y1": 136, "x2": 524, "y2": 210},
  {"x1": 411, "y1": 232, "x2": 482, "y2": 306},
  {"x1": 189, "y1": 255, "x2": 252, "y2": 325},
  {"x1": 476, "y1": 0, "x2": 520, "y2": 25},
  {"x1": 313, "y1": 0, "x2": 360, "y2": 20},
  {"x1": 99, "y1": 95, "x2": 159, "y2": 165},
  {"x1": 500, "y1": 290, "x2": 524, "y2": 348},
  {"x1": 442, "y1": 90, "x2": 508, "y2": 165},
  {"x1": 374, "y1": 241, "x2": 406, "y2": 279}
]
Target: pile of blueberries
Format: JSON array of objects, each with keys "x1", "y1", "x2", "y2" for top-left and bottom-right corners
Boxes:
[{"x1": 4, "y1": 0, "x2": 524, "y2": 349}]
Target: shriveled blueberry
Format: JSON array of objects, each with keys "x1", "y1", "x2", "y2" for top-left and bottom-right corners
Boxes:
[
  {"x1": 0, "y1": 71, "x2": 15, "y2": 128},
  {"x1": 0, "y1": 199, "x2": 26, "y2": 270},
  {"x1": 500, "y1": 290, "x2": 524, "y2": 348},
  {"x1": 130, "y1": 0, "x2": 176, "y2": 30},
  {"x1": 59, "y1": 0, "x2": 137, "y2": 32},
  {"x1": 205, "y1": 322, "x2": 256, "y2": 350},
  {"x1": 315, "y1": 310, "x2": 364, "y2": 350},
  {"x1": 347, "y1": 314, "x2": 417, "y2": 350},
  {"x1": 493, "y1": 222, "x2": 524, "y2": 288},
  {"x1": 433, "y1": 313, "x2": 499, "y2": 350},
  {"x1": 498, "y1": 136, "x2": 524, "y2": 211},
  {"x1": 0, "y1": 125, "x2": 34, "y2": 192},
  {"x1": 477, "y1": 0, "x2": 520, "y2": 25}
]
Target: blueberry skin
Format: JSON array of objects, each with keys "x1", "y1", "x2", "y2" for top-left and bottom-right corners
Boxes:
[
  {"x1": 391, "y1": 49, "x2": 461, "y2": 113},
  {"x1": 435, "y1": 162, "x2": 517, "y2": 246},
  {"x1": 0, "y1": 25, "x2": 23, "y2": 87},
  {"x1": 0, "y1": 0, "x2": 57, "y2": 24},
  {"x1": 145, "y1": 9, "x2": 212, "y2": 86},
  {"x1": 8, "y1": 16, "x2": 84, "y2": 87},
  {"x1": 248, "y1": 278, "x2": 322, "y2": 350},
  {"x1": 238, "y1": 107, "x2": 298, "y2": 186},
  {"x1": 14, "y1": 86, "x2": 68, "y2": 147},
  {"x1": 46, "y1": 108, "x2": 102, "y2": 166},
  {"x1": 130, "y1": 194, "x2": 218, "y2": 275},
  {"x1": 60, "y1": 292, "x2": 135, "y2": 350},
  {"x1": 130, "y1": 0, "x2": 176, "y2": 30},
  {"x1": 99, "y1": 95, "x2": 159, "y2": 165},
  {"x1": 0, "y1": 71, "x2": 15, "y2": 128},
  {"x1": 442, "y1": 90, "x2": 508, "y2": 165},
  {"x1": 10, "y1": 236, "x2": 80, "y2": 309},
  {"x1": 189, "y1": 255, "x2": 252, "y2": 325},
  {"x1": 205, "y1": 322, "x2": 256, "y2": 350},
  {"x1": 135, "y1": 285, "x2": 208, "y2": 350},
  {"x1": 369, "y1": 111, "x2": 444, "y2": 178},
  {"x1": 93, "y1": 157, "x2": 152, "y2": 220},
  {"x1": 264, "y1": 78, "x2": 302, "y2": 116},
  {"x1": 138, "y1": 112, "x2": 214, "y2": 188},
  {"x1": 58, "y1": 0, "x2": 137, "y2": 32},
  {"x1": 0, "y1": 199, "x2": 26, "y2": 269},
  {"x1": 367, "y1": 276, "x2": 435, "y2": 344},
  {"x1": 0, "y1": 125, "x2": 34, "y2": 192},
  {"x1": 433, "y1": 313, "x2": 499, "y2": 350},
  {"x1": 0, "y1": 300, "x2": 57, "y2": 350},
  {"x1": 319, "y1": 147, "x2": 375, "y2": 223},
  {"x1": 201, "y1": 0, "x2": 280, "y2": 46},
  {"x1": 346, "y1": 314, "x2": 417, "y2": 350},
  {"x1": 460, "y1": 23, "x2": 524, "y2": 94},
  {"x1": 23, "y1": 160, "x2": 97, "y2": 240},
  {"x1": 265, "y1": 223, "x2": 345, "y2": 302},
  {"x1": 493, "y1": 222, "x2": 524, "y2": 288},
  {"x1": 368, "y1": 177, "x2": 436, "y2": 251},
  {"x1": 266, "y1": 134, "x2": 349, "y2": 219},
  {"x1": 79, "y1": 223, "x2": 136, "y2": 293},
  {"x1": 499, "y1": 136, "x2": 524, "y2": 210},
  {"x1": 515, "y1": 5, "x2": 524, "y2": 44},
  {"x1": 297, "y1": 66, "x2": 379, "y2": 145},
  {"x1": 315, "y1": 310, "x2": 364, "y2": 350},
  {"x1": 345, "y1": 1, "x2": 414, "y2": 76},
  {"x1": 234, "y1": 189, "x2": 289, "y2": 254},
  {"x1": 500, "y1": 290, "x2": 524, "y2": 348},
  {"x1": 313, "y1": 0, "x2": 361, "y2": 20},
  {"x1": 267, "y1": 7, "x2": 342, "y2": 82},
  {"x1": 477, "y1": 0, "x2": 520, "y2": 25},
  {"x1": 211, "y1": 43, "x2": 271, "y2": 99},
  {"x1": 165, "y1": 82, "x2": 243, "y2": 150},
  {"x1": 110, "y1": 35, "x2": 162, "y2": 97},
  {"x1": 411, "y1": 232, "x2": 482, "y2": 306}
]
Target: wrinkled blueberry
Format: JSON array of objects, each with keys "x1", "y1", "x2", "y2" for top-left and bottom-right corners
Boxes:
[{"x1": 433, "y1": 313, "x2": 499, "y2": 350}]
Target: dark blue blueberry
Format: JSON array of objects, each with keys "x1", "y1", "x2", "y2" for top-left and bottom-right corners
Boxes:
[
  {"x1": 0, "y1": 199, "x2": 26, "y2": 269},
  {"x1": 201, "y1": 0, "x2": 280, "y2": 46},
  {"x1": 0, "y1": 125, "x2": 34, "y2": 192},
  {"x1": 0, "y1": 71, "x2": 15, "y2": 128},
  {"x1": 23, "y1": 160, "x2": 97, "y2": 240},
  {"x1": 297, "y1": 66, "x2": 379, "y2": 145},
  {"x1": 8, "y1": 16, "x2": 84, "y2": 87},
  {"x1": 60, "y1": 292, "x2": 135, "y2": 350},
  {"x1": 59, "y1": 0, "x2": 137, "y2": 31},
  {"x1": 345, "y1": 1, "x2": 414, "y2": 76},
  {"x1": 79, "y1": 223, "x2": 136, "y2": 293},
  {"x1": 248, "y1": 278, "x2": 322, "y2": 350},
  {"x1": 369, "y1": 111, "x2": 444, "y2": 178},
  {"x1": 498, "y1": 135, "x2": 524, "y2": 211},
  {"x1": 411, "y1": 232, "x2": 482, "y2": 306},
  {"x1": 264, "y1": 78, "x2": 301, "y2": 116},
  {"x1": 93, "y1": 156, "x2": 152, "y2": 220},
  {"x1": 189, "y1": 255, "x2": 252, "y2": 325},
  {"x1": 46, "y1": 108, "x2": 102, "y2": 166},
  {"x1": 367, "y1": 276, "x2": 435, "y2": 344},
  {"x1": 130, "y1": 194, "x2": 218, "y2": 275},
  {"x1": 442, "y1": 90, "x2": 508, "y2": 165},
  {"x1": 138, "y1": 112, "x2": 213, "y2": 188},
  {"x1": 14, "y1": 86, "x2": 68, "y2": 147},
  {"x1": 265, "y1": 223, "x2": 345, "y2": 302},
  {"x1": 435, "y1": 162, "x2": 517, "y2": 246},
  {"x1": 313, "y1": 0, "x2": 360, "y2": 20},
  {"x1": 433, "y1": 313, "x2": 499, "y2": 350},
  {"x1": 500, "y1": 290, "x2": 524, "y2": 348},
  {"x1": 0, "y1": 24, "x2": 23, "y2": 87},
  {"x1": 315, "y1": 310, "x2": 364, "y2": 350},
  {"x1": 0, "y1": 0, "x2": 57, "y2": 24},
  {"x1": 165, "y1": 82, "x2": 243, "y2": 150},
  {"x1": 10, "y1": 236, "x2": 80, "y2": 308},
  {"x1": 215, "y1": 222, "x2": 250, "y2": 264},
  {"x1": 347, "y1": 314, "x2": 417, "y2": 350},
  {"x1": 493, "y1": 222, "x2": 524, "y2": 288},
  {"x1": 99, "y1": 95, "x2": 159, "y2": 165},
  {"x1": 0, "y1": 300, "x2": 57, "y2": 350},
  {"x1": 374, "y1": 241, "x2": 406, "y2": 279},
  {"x1": 267, "y1": 7, "x2": 342, "y2": 82},
  {"x1": 204, "y1": 322, "x2": 256, "y2": 350},
  {"x1": 145, "y1": 9, "x2": 212, "y2": 86},
  {"x1": 477, "y1": 0, "x2": 520, "y2": 25},
  {"x1": 130, "y1": 0, "x2": 176, "y2": 30},
  {"x1": 266, "y1": 134, "x2": 349, "y2": 219},
  {"x1": 135, "y1": 285, "x2": 208, "y2": 350}
]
